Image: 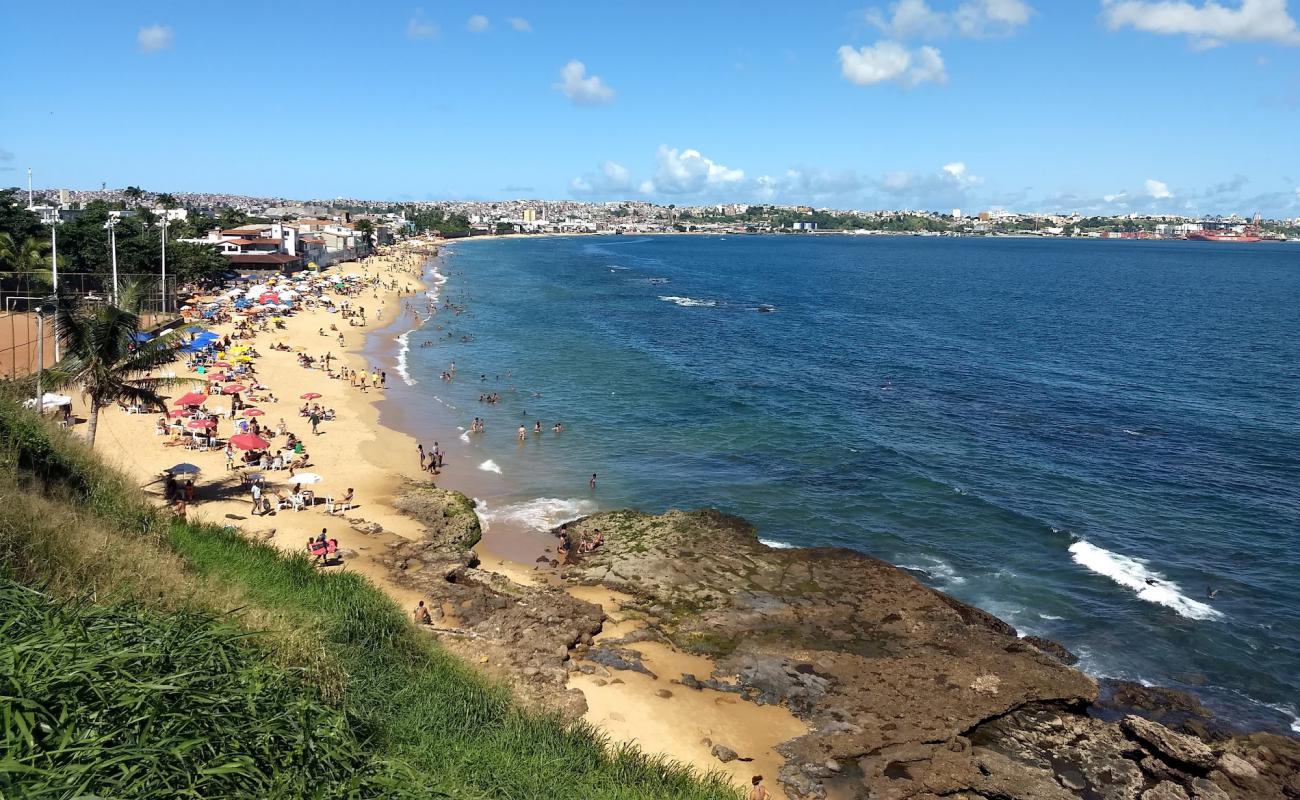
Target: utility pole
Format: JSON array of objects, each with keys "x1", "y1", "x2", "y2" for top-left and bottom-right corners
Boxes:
[
  {"x1": 27, "y1": 168, "x2": 34, "y2": 209},
  {"x1": 160, "y1": 212, "x2": 168, "y2": 314},
  {"x1": 51, "y1": 223, "x2": 60, "y2": 360},
  {"x1": 106, "y1": 214, "x2": 120, "y2": 305}
]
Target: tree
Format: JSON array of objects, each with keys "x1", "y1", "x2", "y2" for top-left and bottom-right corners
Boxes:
[
  {"x1": 47, "y1": 281, "x2": 183, "y2": 447},
  {"x1": 356, "y1": 218, "x2": 375, "y2": 244},
  {"x1": 0, "y1": 233, "x2": 53, "y2": 285},
  {"x1": 0, "y1": 189, "x2": 43, "y2": 243},
  {"x1": 123, "y1": 186, "x2": 145, "y2": 207}
]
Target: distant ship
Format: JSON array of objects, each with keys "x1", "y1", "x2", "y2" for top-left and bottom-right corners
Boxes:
[{"x1": 1186, "y1": 213, "x2": 1263, "y2": 243}]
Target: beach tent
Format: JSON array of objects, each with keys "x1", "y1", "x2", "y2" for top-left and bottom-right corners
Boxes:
[{"x1": 23, "y1": 393, "x2": 73, "y2": 412}]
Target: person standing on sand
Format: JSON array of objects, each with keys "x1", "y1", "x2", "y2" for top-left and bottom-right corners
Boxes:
[
  {"x1": 250, "y1": 480, "x2": 262, "y2": 515},
  {"x1": 309, "y1": 411, "x2": 321, "y2": 435},
  {"x1": 418, "y1": 444, "x2": 426, "y2": 469},
  {"x1": 746, "y1": 776, "x2": 769, "y2": 800}
]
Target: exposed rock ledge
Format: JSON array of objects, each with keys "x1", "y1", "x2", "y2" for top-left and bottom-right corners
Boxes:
[{"x1": 557, "y1": 509, "x2": 1300, "y2": 800}]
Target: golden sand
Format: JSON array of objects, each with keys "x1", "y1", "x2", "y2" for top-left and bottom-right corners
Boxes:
[{"x1": 73, "y1": 241, "x2": 804, "y2": 796}]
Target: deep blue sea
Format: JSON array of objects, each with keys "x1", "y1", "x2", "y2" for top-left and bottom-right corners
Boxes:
[{"x1": 386, "y1": 234, "x2": 1300, "y2": 733}]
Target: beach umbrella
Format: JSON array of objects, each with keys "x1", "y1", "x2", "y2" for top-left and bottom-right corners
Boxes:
[
  {"x1": 300, "y1": 392, "x2": 322, "y2": 400},
  {"x1": 207, "y1": 373, "x2": 229, "y2": 382},
  {"x1": 242, "y1": 408, "x2": 265, "y2": 417},
  {"x1": 173, "y1": 392, "x2": 208, "y2": 406},
  {"x1": 212, "y1": 361, "x2": 231, "y2": 368},
  {"x1": 187, "y1": 419, "x2": 217, "y2": 430},
  {"x1": 165, "y1": 463, "x2": 201, "y2": 474},
  {"x1": 222, "y1": 383, "x2": 247, "y2": 394},
  {"x1": 293, "y1": 472, "x2": 324, "y2": 485},
  {"x1": 229, "y1": 433, "x2": 270, "y2": 451},
  {"x1": 167, "y1": 409, "x2": 192, "y2": 418},
  {"x1": 234, "y1": 355, "x2": 253, "y2": 363}
]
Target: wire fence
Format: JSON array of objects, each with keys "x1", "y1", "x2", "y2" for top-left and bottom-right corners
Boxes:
[{"x1": 0, "y1": 272, "x2": 181, "y2": 381}]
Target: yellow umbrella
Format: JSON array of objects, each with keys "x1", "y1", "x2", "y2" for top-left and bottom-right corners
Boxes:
[{"x1": 234, "y1": 355, "x2": 254, "y2": 363}]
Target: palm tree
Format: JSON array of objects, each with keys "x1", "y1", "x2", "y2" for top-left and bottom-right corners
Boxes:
[
  {"x1": 0, "y1": 232, "x2": 53, "y2": 285},
  {"x1": 47, "y1": 281, "x2": 184, "y2": 447}
]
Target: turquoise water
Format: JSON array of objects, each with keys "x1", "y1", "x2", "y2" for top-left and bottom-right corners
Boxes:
[{"x1": 386, "y1": 234, "x2": 1300, "y2": 733}]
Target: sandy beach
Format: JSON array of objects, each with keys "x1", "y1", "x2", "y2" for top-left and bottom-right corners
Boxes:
[{"x1": 76, "y1": 240, "x2": 803, "y2": 796}]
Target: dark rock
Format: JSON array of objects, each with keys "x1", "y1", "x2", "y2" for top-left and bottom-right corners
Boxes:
[
  {"x1": 655, "y1": 689, "x2": 673, "y2": 699},
  {"x1": 711, "y1": 744, "x2": 738, "y2": 763},
  {"x1": 584, "y1": 647, "x2": 656, "y2": 678},
  {"x1": 1023, "y1": 635, "x2": 1079, "y2": 665}
]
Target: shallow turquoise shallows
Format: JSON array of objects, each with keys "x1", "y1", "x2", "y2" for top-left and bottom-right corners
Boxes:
[{"x1": 389, "y1": 234, "x2": 1300, "y2": 734}]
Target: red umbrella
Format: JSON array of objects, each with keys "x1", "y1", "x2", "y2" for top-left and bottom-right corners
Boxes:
[
  {"x1": 212, "y1": 361, "x2": 232, "y2": 368},
  {"x1": 300, "y1": 392, "x2": 321, "y2": 400},
  {"x1": 167, "y1": 409, "x2": 192, "y2": 418},
  {"x1": 173, "y1": 392, "x2": 208, "y2": 406},
  {"x1": 187, "y1": 419, "x2": 217, "y2": 430},
  {"x1": 221, "y1": 384, "x2": 247, "y2": 394},
  {"x1": 207, "y1": 373, "x2": 230, "y2": 382},
  {"x1": 242, "y1": 408, "x2": 265, "y2": 417},
  {"x1": 229, "y1": 433, "x2": 270, "y2": 451}
]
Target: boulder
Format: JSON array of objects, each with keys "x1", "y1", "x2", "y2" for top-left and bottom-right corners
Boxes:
[
  {"x1": 1142, "y1": 782, "x2": 1191, "y2": 800},
  {"x1": 1122, "y1": 715, "x2": 1217, "y2": 772},
  {"x1": 711, "y1": 744, "x2": 738, "y2": 763}
]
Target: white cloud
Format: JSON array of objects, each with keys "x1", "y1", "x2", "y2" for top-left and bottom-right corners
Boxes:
[
  {"x1": 406, "y1": 15, "x2": 439, "y2": 39},
  {"x1": 466, "y1": 14, "x2": 490, "y2": 32},
  {"x1": 647, "y1": 146, "x2": 745, "y2": 195},
  {"x1": 507, "y1": 17, "x2": 532, "y2": 32},
  {"x1": 942, "y1": 161, "x2": 983, "y2": 187},
  {"x1": 1104, "y1": 191, "x2": 1129, "y2": 203},
  {"x1": 554, "y1": 60, "x2": 615, "y2": 105},
  {"x1": 1145, "y1": 178, "x2": 1173, "y2": 199},
  {"x1": 137, "y1": 24, "x2": 173, "y2": 53},
  {"x1": 867, "y1": 0, "x2": 1033, "y2": 38},
  {"x1": 838, "y1": 41, "x2": 948, "y2": 87},
  {"x1": 1102, "y1": 0, "x2": 1300, "y2": 47},
  {"x1": 570, "y1": 161, "x2": 634, "y2": 196}
]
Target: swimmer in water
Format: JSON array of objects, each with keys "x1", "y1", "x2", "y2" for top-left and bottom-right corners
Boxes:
[{"x1": 1207, "y1": 586, "x2": 1220, "y2": 599}]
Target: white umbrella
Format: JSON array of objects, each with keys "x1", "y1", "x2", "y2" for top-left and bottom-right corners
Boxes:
[
  {"x1": 293, "y1": 472, "x2": 324, "y2": 484},
  {"x1": 23, "y1": 392, "x2": 73, "y2": 411}
]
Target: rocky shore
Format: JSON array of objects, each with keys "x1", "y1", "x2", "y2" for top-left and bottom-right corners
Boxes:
[{"x1": 383, "y1": 488, "x2": 1298, "y2": 799}]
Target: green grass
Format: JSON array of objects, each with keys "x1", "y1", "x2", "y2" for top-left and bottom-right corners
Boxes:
[
  {"x1": 0, "y1": 393, "x2": 741, "y2": 800},
  {"x1": 0, "y1": 580, "x2": 417, "y2": 799}
]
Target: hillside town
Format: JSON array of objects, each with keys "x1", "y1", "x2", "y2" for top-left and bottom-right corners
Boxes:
[{"x1": 17, "y1": 186, "x2": 1300, "y2": 268}]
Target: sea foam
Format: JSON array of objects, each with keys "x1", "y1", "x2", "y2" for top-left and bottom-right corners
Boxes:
[
  {"x1": 659, "y1": 295, "x2": 717, "y2": 308},
  {"x1": 1069, "y1": 540, "x2": 1223, "y2": 621},
  {"x1": 478, "y1": 459, "x2": 502, "y2": 474},
  {"x1": 477, "y1": 497, "x2": 596, "y2": 532},
  {"x1": 759, "y1": 538, "x2": 796, "y2": 549},
  {"x1": 394, "y1": 331, "x2": 416, "y2": 385}
]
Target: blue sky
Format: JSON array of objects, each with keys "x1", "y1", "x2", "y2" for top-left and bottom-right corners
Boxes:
[{"x1": 3, "y1": 0, "x2": 1299, "y2": 215}]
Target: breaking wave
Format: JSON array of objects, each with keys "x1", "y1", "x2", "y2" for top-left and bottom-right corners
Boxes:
[
  {"x1": 1069, "y1": 540, "x2": 1223, "y2": 621},
  {"x1": 478, "y1": 459, "x2": 502, "y2": 474},
  {"x1": 394, "y1": 331, "x2": 416, "y2": 386},
  {"x1": 759, "y1": 538, "x2": 796, "y2": 549},
  {"x1": 477, "y1": 497, "x2": 597, "y2": 533},
  {"x1": 659, "y1": 295, "x2": 717, "y2": 308}
]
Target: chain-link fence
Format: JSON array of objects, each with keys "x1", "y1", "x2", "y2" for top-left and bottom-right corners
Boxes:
[{"x1": 0, "y1": 272, "x2": 181, "y2": 380}]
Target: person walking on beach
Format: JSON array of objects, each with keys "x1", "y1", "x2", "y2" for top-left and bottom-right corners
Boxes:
[
  {"x1": 250, "y1": 480, "x2": 263, "y2": 515},
  {"x1": 309, "y1": 411, "x2": 321, "y2": 436},
  {"x1": 434, "y1": 442, "x2": 443, "y2": 470},
  {"x1": 418, "y1": 444, "x2": 426, "y2": 470}
]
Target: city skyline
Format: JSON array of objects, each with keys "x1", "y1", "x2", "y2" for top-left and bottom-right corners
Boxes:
[{"x1": 3, "y1": 1, "x2": 1299, "y2": 216}]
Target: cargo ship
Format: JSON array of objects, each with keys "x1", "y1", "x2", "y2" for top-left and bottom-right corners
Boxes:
[{"x1": 1186, "y1": 213, "x2": 1263, "y2": 243}]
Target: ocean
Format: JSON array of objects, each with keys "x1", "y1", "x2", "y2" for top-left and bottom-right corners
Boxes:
[{"x1": 376, "y1": 234, "x2": 1300, "y2": 733}]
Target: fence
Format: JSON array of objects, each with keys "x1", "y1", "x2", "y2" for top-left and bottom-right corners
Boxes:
[{"x1": 0, "y1": 272, "x2": 181, "y2": 381}]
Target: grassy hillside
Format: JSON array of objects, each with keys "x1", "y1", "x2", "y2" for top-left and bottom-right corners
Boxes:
[{"x1": 0, "y1": 396, "x2": 739, "y2": 800}]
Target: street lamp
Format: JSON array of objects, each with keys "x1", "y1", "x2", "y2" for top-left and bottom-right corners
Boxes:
[
  {"x1": 104, "y1": 213, "x2": 120, "y2": 305},
  {"x1": 160, "y1": 211, "x2": 168, "y2": 314}
]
